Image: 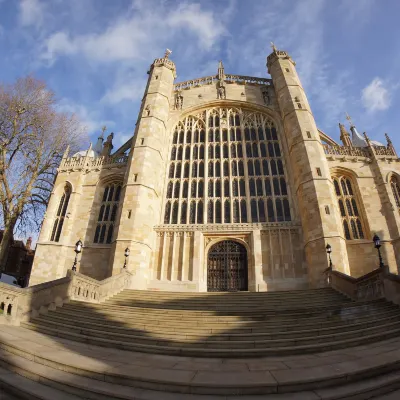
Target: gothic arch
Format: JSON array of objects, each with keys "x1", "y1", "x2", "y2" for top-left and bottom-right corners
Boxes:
[
  {"x1": 330, "y1": 167, "x2": 369, "y2": 240},
  {"x1": 164, "y1": 104, "x2": 291, "y2": 225},
  {"x1": 53, "y1": 180, "x2": 74, "y2": 195},
  {"x1": 166, "y1": 99, "x2": 283, "y2": 137},
  {"x1": 205, "y1": 237, "x2": 251, "y2": 292}
]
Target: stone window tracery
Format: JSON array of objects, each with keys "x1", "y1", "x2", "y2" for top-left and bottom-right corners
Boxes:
[
  {"x1": 333, "y1": 175, "x2": 364, "y2": 240},
  {"x1": 50, "y1": 184, "x2": 71, "y2": 242},
  {"x1": 165, "y1": 108, "x2": 291, "y2": 224},
  {"x1": 94, "y1": 183, "x2": 121, "y2": 244},
  {"x1": 390, "y1": 175, "x2": 400, "y2": 210}
]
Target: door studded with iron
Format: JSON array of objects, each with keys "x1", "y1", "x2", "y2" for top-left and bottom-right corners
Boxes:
[{"x1": 207, "y1": 240, "x2": 248, "y2": 292}]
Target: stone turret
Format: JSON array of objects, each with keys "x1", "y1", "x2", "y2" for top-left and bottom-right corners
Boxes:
[
  {"x1": 267, "y1": 46, "x2": 350, "y2": 285},
  {"x1": 110, "y1": 50, "x2": 176, "y2": 288}
]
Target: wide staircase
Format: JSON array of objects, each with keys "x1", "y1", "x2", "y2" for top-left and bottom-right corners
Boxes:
[{"x1": 1, "y1": 287, "x2": 400, "y2": 398}]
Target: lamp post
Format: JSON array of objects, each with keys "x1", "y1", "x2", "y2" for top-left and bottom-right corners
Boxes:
[
  {"x1": 72, "y1": 239, "x2": 83, "y2": 272},
  {"x1": 373, "y1": 234, "x2": 385, "y2": 268},
  {"x1": 123, "y1": 247, "x2": 130, "y2": 269},
  {"x1": 326, "y1": 244, "x2": 332, "y2": 268}
]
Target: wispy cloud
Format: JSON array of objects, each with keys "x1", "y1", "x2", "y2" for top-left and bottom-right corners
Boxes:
[
  {"x1": 362, "y1": 77, "x2": 391, "y2": 112},
  {"x1": 19, "y1": 0, "x2": 45, "y2": 28},
  {"x1": 40, "y1": 2, "x2": 226, "y2": 64}
]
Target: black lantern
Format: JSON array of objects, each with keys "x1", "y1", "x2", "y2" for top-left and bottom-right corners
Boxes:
[
  {"x1": 326, "y1": 243, "x2": 332, "y2": 268},
  {"x1": 72, "y1": 239, "x2": 83, "y2": 272},
  {"x1": 123, "y1": 247, "x2": 130, "y2": 269},
  {"x1": 373, "y1": 234, "x2": 384, "y2": 268}
]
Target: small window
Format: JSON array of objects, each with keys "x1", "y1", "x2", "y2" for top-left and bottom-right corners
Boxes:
[{"x1": 50, "y1": 184, "x2": 71, "y2": 242}]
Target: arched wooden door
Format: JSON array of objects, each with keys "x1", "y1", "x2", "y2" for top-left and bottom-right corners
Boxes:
[{"x1": 207, "y1": 240, "x2": 248, "y2": 292}]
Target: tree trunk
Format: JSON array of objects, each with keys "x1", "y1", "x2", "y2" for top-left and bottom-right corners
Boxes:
[{"x1": 0, "y1": 219, "x2": 16, "y2": 273}]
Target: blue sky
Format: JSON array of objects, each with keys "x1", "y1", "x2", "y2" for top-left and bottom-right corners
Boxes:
[{"x1": 0, "y1": 0, "x2": 399, "y2": 150}]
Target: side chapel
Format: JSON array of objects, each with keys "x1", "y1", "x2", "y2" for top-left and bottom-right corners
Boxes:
[{"x1": 30, "y1": 46, "x2": 400, "y2": 292}]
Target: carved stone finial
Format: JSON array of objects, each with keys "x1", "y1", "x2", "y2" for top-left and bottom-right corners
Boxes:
[
  {"x1": 164, "y1": 49, "x2": 172, "y2": 59},
  {"x1": 385, "y1": 133, "x2": 392, "y2": 144},
  {"x1": 270, "y1": 42, "x2": 277, "y2": 52},
  {"x1": 101, "y1": 125, "x2": 107, "y2": 136}
]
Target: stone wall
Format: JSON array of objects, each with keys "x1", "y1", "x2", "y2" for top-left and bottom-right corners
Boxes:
[{"x1": 149, "y1": 224, "x2": 306, "y2": 292}]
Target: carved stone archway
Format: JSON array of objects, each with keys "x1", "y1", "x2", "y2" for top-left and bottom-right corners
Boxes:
[{"x1": 207, "y1": 240, "x2": 248, "y2": 292}]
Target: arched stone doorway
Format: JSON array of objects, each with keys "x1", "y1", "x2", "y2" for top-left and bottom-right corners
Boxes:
[{"x1": 207, "y1": 240, "x2": 248, "y2": 292}]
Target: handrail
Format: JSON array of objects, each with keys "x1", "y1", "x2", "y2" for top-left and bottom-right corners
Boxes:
[{"x1": 0, "y1": 269, "x2": 132, "y2": 325}]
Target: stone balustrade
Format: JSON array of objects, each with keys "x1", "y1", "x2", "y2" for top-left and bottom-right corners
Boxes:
[
  {"x1": 174, "y1": 75, "x2": 217, "y2": 91},
  {"x1": 323, "y1": 144, "x2": 397, "y2": 159},
  {"x1": 59, "y1": 154, "x2": 128, "y2": 171},
  {"x1": 224, "y1": 74, "x2": 272, "y2": 86},
  {"x1": 70, "y1": 270, "x2": 132, "y2": 303},
  {"x1": 0, "y1": 269, "x2": 132, "y2": 325},
  {"x1": 374, "y1": 145, "x2": 397, "y2": 157},
  {"x1": 325, "y1": 266, "x2": 400, "y2": 303},
  {"x1": 173, "y1": 74, "x2": 272, "y2": 92},
  {"x1": 323, "y1": 145, "x2": 369, "y2": 158}
]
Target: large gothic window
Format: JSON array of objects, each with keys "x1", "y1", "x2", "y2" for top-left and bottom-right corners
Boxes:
[
  {"x1": 164, "y1": 108, "x2": 291, "y2": 224},
  {"x1": 50, "y1": 184, "x2": 71, "y2": 242},
  {"x1": 333, "y1": 176, "x2": 364, "y2": 240},
  {"x1": 94, "y1": 183, "x2": 121, "y2": 244},
  {"x1": 390, "y1": 175, "x2": 400, "y2": 211}
]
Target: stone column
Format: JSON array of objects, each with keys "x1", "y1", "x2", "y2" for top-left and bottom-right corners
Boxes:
[
  {"x1": 267, "y1": 48, "x2": 350, "y2": 286},
  {"x1": 251, "y1": 230, "x2": 263, "y2": 291},
  {"x1": 193, "y1": 231, "x2": 205, "y2": 291}
]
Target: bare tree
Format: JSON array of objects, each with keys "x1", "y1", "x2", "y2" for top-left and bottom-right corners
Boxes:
[{"x1": 0, "y1": 76, "x2": 86, "y2": 270}]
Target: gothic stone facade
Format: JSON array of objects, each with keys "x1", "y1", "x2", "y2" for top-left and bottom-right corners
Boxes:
[{"x1": 30, "y1": 49, "x2": 400, "y2": 292}]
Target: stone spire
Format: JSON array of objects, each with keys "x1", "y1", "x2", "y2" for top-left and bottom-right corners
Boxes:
[
  {"x1": 94, "y1": 126, "x2": 106, "y2": 156},
  {"x1": 339, "y1": 123, "x2": 352, "y2": 147}
]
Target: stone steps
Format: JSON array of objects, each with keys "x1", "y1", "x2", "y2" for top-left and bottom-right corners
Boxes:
[
  {"x1": 0, "y1": 365, "x2": 80, "y2": 400},
  {"x1": 19, "y1": 288, "x2": 400, "y2": 357},
  {"x1": 34, "y1": 311, "x2": 400, "y2": 340},
  {"x1": 53, "y1": 301, "x2": 397, "y2": 329},
  {"x1": 61, "y1": 298, "x2": 392, "y2": 319},
  {"x1": 1, "y1": 326, "x2": 400, "y2": 398},
  {"x1": 21, "y1": 320, "x2": 400, "y2": 357}
]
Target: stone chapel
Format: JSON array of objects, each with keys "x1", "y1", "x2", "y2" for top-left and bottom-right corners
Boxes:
[{"x1": 29, "y1": 47, "x2": 400, "y2": 292}]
